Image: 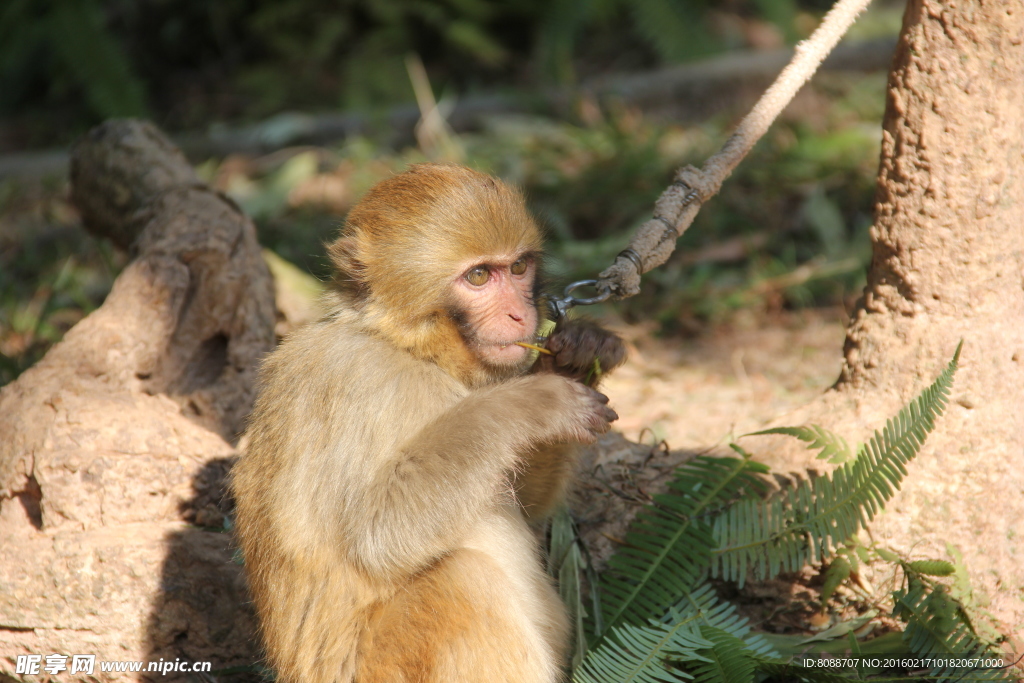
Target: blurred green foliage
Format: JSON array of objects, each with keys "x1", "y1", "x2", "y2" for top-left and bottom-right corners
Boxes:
[
  {"x1": 0, "y1": 177, "x2": 126, "y2": 385},
  {"x1": 211, "y1": 71, "x2": 881, "y2": 329},
  {"x1": 2, "y1": 0, "x2": 821, "y2": 144},
  {"x1": 0, "y1": 75, "x2": 882, "y2": 384},
  {"x1": 0, "y1": 0, "x2": 148, "y2": 129},
  {"x1": 0, "y1": 0, "x2": 895, "y2": 385}
]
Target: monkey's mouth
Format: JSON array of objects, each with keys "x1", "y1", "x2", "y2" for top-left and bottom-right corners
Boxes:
[{"x1": 476, "y1": 337, "x2": 535, "y2": 365}]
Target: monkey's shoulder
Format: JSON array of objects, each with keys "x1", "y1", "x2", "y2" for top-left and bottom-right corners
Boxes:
[{"x1": 259, "y1": 314, "x2": 467, "y2": 412}]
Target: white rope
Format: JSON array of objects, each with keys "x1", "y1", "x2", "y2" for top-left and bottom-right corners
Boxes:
[{"x1": 598, "y1": 0, "x2": 875, "y2": 298}]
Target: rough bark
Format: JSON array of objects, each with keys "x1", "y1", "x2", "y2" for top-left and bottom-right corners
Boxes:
[
  {"x1": 756, "y1": 0, "x2": 1024, "y2": 641},
  {"x1": 0, "y1": 120, "x2": 274, "y2": 680}
]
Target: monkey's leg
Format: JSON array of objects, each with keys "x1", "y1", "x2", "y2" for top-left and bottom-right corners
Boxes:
[
  {"x1": 515, "y1": 443, "x2": 580, "y2": 521},
  {"x1": 246, "y1": 548, "x2": 371, "y2": 683},
  {"x1": 358, "y1": 547, "x2": 563, "y2": 683}
]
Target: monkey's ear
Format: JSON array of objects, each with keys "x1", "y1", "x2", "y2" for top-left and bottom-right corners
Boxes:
[{"x1": 327, "y1": 236, "x2": 369, "y2": 299}]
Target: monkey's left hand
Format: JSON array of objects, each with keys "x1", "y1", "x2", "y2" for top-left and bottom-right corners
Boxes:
[{"x1": 535, "y1": 318, "x2": 626, "y2": 387}]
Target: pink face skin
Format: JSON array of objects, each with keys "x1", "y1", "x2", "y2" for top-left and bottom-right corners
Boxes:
[{"x1": 450, "y1": 252, "x2": 539, "y2": 368}]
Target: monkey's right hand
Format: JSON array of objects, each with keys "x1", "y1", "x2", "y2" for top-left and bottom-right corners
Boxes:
[{"x1": 519, "y1": 374, "x2": 618, "y2": 445}]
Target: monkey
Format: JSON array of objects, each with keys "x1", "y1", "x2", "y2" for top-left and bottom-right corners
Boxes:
[{"x1": 231, "y1": 163, "x2": 626, "y2": 683}]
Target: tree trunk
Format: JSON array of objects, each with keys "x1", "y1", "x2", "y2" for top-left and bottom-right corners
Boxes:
[{"x1": 759, "y1": 0, "x2": 1024, "y2": 640}]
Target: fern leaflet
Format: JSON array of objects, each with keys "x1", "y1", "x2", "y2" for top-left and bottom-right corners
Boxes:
[
  {"x1": 597, "y1": 454, "x2": 769, "y2": 634},
  {"x1": 686, "y1": 627, "x2": 756, "y2": 683},
  {"x1": 550, "y1": 506, "x2": 589, "y2": 669},
  {"x1": 666, "y1": 582, "x2": 777, "y2": 658},
  {"x1": 574, "y1": 618, "x2": 711, "y2": 683},
  {"x1": 894, "y1": 578, "x2": 1011, "y2": 681},
  {"x1": 712, "y1": 343, "x2": 961, "y2": 585},
  {"x1": 748, "y1": 425, "x2": 853, "y2": 463}
]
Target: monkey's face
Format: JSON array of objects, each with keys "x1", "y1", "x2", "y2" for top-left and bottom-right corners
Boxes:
[{"x1": 449, "y1": 251, "x2": 539, "y2": 370}]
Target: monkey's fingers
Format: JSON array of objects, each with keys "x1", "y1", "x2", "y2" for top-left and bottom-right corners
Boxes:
[
  {"x1": 583, "y1": 391, "x2": 617, "y2": 435},
  {"x1": 554, "y1": 348, "x2": 591, "y2": 372},
  {"x1": 549, "y1": 325, "x2": 624, "y2": 376},
  {"x1": 598, "y1": 336, "x2": 627, "y2": 371},
  {"x1": 585, "y1": 408, "x2": 617, "y2": 437},
  {"x1": 578, "y1": 385, "x2": 612, "y2": 405}
]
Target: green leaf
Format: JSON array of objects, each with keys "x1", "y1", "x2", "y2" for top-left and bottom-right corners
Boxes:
[
  {"x1": 820, "y1": 556, "x2": 851, "y2": 605},
  {"x1": 597, "y1": 455, "x2": 769, "y2": 634},
  {"x1": 575, "y1": 619, "x2": 712, "y2": 683},
  {"x1": 944, "y1": 544, "x2": 1004, "y2": 645},
  {"x1": 714, "y1": 343, "x2": 962, "y2": 586},
  {"x1": 875, "y1": 547, "x2": 899, "y2": 562},
  {"x1": 687, "y1": 627, "x2": 756, "y2": 683},
  {"x1": 907, "y1": 560, "x2": 955, "y2": 577},
  {"x1": 668, "y1": 582, "x2": 777, "y2": 659},
  {"x1": 550, "y1": 506, "x2": 588, "y2": 669},
  {"x1": 749, "y1": 425, "x2": 853, "y2": 464},
  {"x1": 893, "y1": 578, "x2": 1011, "y2": 681}
]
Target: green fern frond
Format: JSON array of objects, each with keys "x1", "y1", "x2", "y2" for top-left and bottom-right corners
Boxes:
[
  {"x1": 893, "y1": 577, "x2": 1011, "y2": 681},
  {"x1": 574, "y1": 618, "x2": 712, "y2": 683},
  {"x1": 686, "y1": 627, "x2": 756, "y2": 683},
  {"x1": 667, "y1": 582, "x2": 777, "y2": 658},
  {"x1": 749, "y1": 425, "x2": 854, "y2": 464},
  {"x1": 945, "y1": 544, "x2": 1005, "y2": 646},
  {"x1": 712, "y1": 343, "x2": 961, "y2": 586},
  {"x1": 550, "y1": 506, "x2": 589, "y2": 669},
  {"x1": 597, "y1": 455, "x2": 770, "y2": 634}
]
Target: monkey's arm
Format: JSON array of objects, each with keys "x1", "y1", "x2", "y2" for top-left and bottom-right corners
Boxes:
[
  {"x1": 514, "y1": 319, "x2": 625, "y2": 519},
  {"x1": 344, "y1": 373, "x2": 614, "y2": 579}
]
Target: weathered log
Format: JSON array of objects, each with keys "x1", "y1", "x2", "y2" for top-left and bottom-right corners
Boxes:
[{"x1": 0, "y1": 119, "x2": 275, "y2": 680}]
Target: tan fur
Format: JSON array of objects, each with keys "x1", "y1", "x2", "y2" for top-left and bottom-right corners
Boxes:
[
  {"x1": 327, "y1": 163, "x2": 544, "y2": 386},
  {"x1": 514, "y1": 443, "x2": 581, "y2": 521},
  {"x1": 232, "y1": 164, "x2": 614, "y2": 683}
]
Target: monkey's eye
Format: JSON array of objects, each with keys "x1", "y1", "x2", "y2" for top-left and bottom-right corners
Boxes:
[
  {"x1": 465, "y1": 266, "x2": 490, "y2": 286},
  {"x1": 510, "y1": 258, "x2": 528, "y2": 276}
]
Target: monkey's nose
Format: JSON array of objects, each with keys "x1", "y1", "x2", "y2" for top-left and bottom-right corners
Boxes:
[{"x1": 508, "y1": 313, "x2": 523, "y2": 322}]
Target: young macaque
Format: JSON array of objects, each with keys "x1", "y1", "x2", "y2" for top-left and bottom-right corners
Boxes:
[{"x1": 231, "y1": 163, "x2": 625, "y2": 683}]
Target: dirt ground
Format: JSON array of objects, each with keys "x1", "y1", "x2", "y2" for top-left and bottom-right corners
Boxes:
[
  {"x1": 602, "y1": 307, "x2": 847, "y2": 454},
  {"x1": 571, "y1": 307, "x2": 850, "y2": 573}
]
